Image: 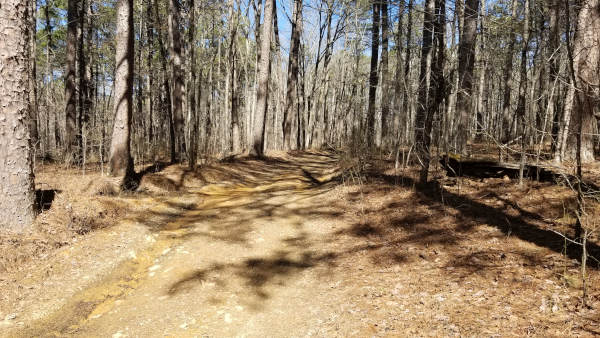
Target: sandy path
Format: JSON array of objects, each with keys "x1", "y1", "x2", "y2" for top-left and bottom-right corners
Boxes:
[{"x1": 5, "y1": 153, "x2": 356, "y2": 337}]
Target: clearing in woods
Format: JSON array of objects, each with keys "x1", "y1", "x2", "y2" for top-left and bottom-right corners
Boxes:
[{"x1": 1, "y1": 151, "x2": 600, "y2": 336}]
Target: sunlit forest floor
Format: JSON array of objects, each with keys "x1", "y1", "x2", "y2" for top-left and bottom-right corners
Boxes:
[{"x1": 1, "y1": 150, "x2": 600, "y2": 336}]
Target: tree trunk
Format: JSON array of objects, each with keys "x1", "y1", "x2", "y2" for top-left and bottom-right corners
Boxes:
[
  {"x1": 146, "y1": 0, "x2": 155, "y2": 157},
  {"x1": 228, "y1": 0, "x2": 241, "y2": 154},
  {"x1": 415, "y1": 0, "x2": 436, "y2": 183},
  {"x1": 109, "y1": 0, "x2": 134, "y2": 179},
  {"x1": 367, "y1": 1, "x2": 380, "y2": 147},
  {"x1": 168, "y1": 0, "x2": 185, "y2": 162},
  {"x1": 153, "y1": 0, "x2": 175, "y2": 162},
  {"x1": 549, "y1": 0, "x2": 561, "y2": 155},
  {"x1": 455, "y1": 0, "x2": 480, "y2": 154},
  {"x1": 380, "y1": 0, "x2": 390, "y2": 146},
  {"x1": 283, "y1": 0, "x2": 303, "y2": 151},
  {"x1": 501, "y1": 0, "x2": 517, "y2": 143},
  {"x1": 65, "y1": 0, "x2": 79, "y2": 161},
  {"x1": 188, "y1": 0, "x2": 198, "y2": 168},
  {"x1": 392, "y1": 0, "x2": 405, "y2": 146},
  {"x1": 402, "y1": 0, "x2": 414, "y2": 146},
  {"x1": 29, "y1": 0, "x2": 39, "y2": 151},
  {"x1": 0, "y1": 0, "x2": 36, "y2": 231},
  {"x1": 77, "y1": 0, "x2": 88, "y2": 165},
  {"x1": 251, "y1": 0, "x2": 274, "y2": 156},
  {"x1": 562, "y1": 0, "x2": 600, "y2": 163},
  {"x1": 516, "y1": 0, "x2": 530, "y2": 139}
]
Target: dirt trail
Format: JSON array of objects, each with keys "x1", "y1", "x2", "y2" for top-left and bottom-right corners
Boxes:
[
  {"x1": 4, "y1": 152, "x2": 358, "y2": 337},
  {"x1": 3, "y1": 152, "x2": 600, "y2": 337}
]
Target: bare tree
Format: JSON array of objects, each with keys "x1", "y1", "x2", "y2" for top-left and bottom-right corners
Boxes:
[
  {"x1": 415, "y1": 0, "x2": 436, "y2": 183},
  {"x1": 367, "y1": 0, "x2": 380, "y2": 147},
  {"x1": 188, "y1": 0, "x2": 198, "y2": 168},
  {"x1": 65, "y1": 0, "x2": 79, "y2": 161},
  {"x1": 559, "y1": 0, "x2": 600, "y2": 163},
  {"x1": 501, "y1": 0, "x2": 517, "y2": 143},
  {"x1": 169, "y1": 0, "x2": 185, "y2": 162},
  {"x1": 108, "y1": 0, "x2": 134, "y2": 179},
  {"x1": 380, "y1": 0, "x2": 390, "y2": 146},
  {"x1": 283, "y1": 0, "x2": 303, "y2": 151},
  {"x1": 0, "y1": 0, "x2": 36, "y2": 231},
  {"x1": 455, "y1": 0, "x2": 480, "y2": 153},
  {"x1": 227, "y1": 0, "x2": 241, "y2": 154},
  {"x1": 251, "y1": 0, "x2": 274, "y2": 156}
]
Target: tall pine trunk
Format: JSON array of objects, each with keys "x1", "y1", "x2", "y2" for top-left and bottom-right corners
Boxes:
[
  {"x1": 415, "y1": 0, "x2": 436, "y2": 182},
  {"x1": 109, "y1": 0, "x2": 134, "y2": 180},
  {"x1": 29, "y1": 0, "x2": 39, "y2": 151},
  {"x1": 560, "y1": 0, "x2": 600, "y2": 163},
  {"x1": 188, "y1": 0, "x2": 198, "y2": 168},
  {"x1": 251, "y1": 0, "x2": 274, "y2": 156},
  {"x1": 501, "y1": 0, "x2": 517, "y2": 143},
  {"x1": 0, "y1": 0, "x2": 36, "y2": 231},
  {"x1": 380, "y1": 0, "x2": 390, "y2": 146},
  {"x1": 168, "y1": 0, "x2": 185, "y2": 162},
  {"x1": 367, "y1": 1, "x2": 380, "y2": 147},
  {"x1": 283, "y1": 0, "x2": 303, "y2": 151},
  {"x1": 455, "y1": 0, "x2": 480, "y2": 153},
  {"x1": 65, "y1": 0, "x2": 79, "y2": 161}
]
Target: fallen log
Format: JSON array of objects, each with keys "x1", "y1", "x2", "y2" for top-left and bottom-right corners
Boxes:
[{"x1": 440, "y1": 155, "x2": 600, "y2": 200}]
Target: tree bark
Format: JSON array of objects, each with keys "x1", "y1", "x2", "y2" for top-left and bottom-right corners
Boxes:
[
  {"x1": 29, "y1": 0, "x2": 39, "y2": 151},
  {"x1": 153, "y1": 0, "x2": 175, "y2": 163},
  {"x1": 146, "y1": 0, "x2": 155, "y2": 156},
  {"x1": 228, "y1": 0, "x2": 241, "y2": 154},
  {"x1": 77, "y1": 0, "x2": 88, "y2": 165},
  {"x1": 402, "y1": 0, "x2": 414, "y2": 146},
  {"x1": 109, "y1": 0, "x2": 134, "y2": 179},
  {"x1": 367, "y1": 1, "x2": 380, "y2": 147},
  {"x1": 65, "y1": 0, "x2": 79, "y2": 161},
  {"x1": 415, "y1": 0, "x2": 436, "y2": 183},
  {"x1": 283, "y1": 0, "x2": 303, "y2": 151},
  {"x1": 501, "y1": 0, "x2": 517, "y2": 143},
  {"x1": 188, "y1": 0, "x2": 198, "y2": 168},
  {"x1": 561, "y1": 0, "x2": 600, "y2": 163},
  {"x1": 380, "y1": 0, "x2": 390, "y2": 146},
  {"x1": 0, "y1": 0, "x2": 36, "y2": 231},
  {"x1": 455, "y1": 0, "x2": 480, "y2": 153},
  {"x1": 549, "y1": 0, "x2": 561, "y2": 155},
  {"x1": 516, "y1": 0, "x2": 530, "y2": 139},
  {"x1": 251, "y1": 0, "x2": 274, "y2": 156},
  {"x1": 168, "y1": 0, "x2": 185, "y2": 162}
]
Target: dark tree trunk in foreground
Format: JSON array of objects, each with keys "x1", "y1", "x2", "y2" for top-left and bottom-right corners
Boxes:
[
  {"x1": 367, "y1": 1, "x2": 380, "y2": 147},
  {"x1": 109, "y1": 0, "x2": 134, "y2": 178},
  {"x1": 0, "y1": 0, "x2": 36, "y2": 231},
  {"x1": 65, "y1": 0, "x2": 79, "y2": 161},
  {"x1": 251, "y1": 0, "x2": 274, "y2": 156},
  {"x1": 455, "y1": 0, "x2": 480, "y2": 154},
  {"x1": 283, "y1": 0, "x2": 303, "y2": 151}
]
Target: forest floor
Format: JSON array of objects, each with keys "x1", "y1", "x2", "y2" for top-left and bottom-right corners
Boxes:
[{"x1": 1, "y1": 150, "x2": 600, "y2": 337}]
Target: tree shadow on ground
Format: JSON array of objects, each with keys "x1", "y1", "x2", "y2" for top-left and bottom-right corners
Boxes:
[
  {"x1": 139, "y1": 154, "x2": 599, "y2": 311},
  {"x1": 363, "y1": 171, "x2": 600, "y2": 267}
]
